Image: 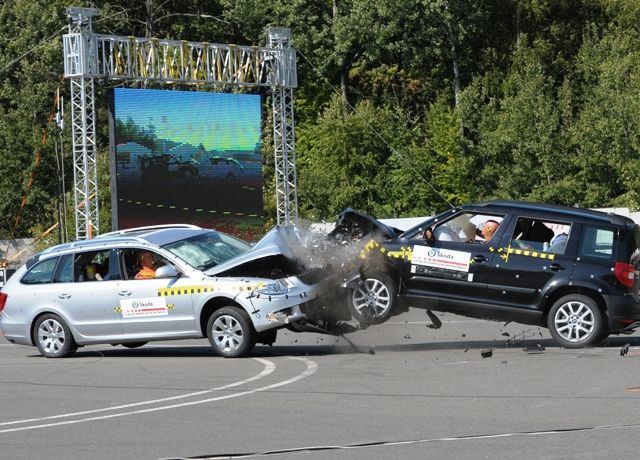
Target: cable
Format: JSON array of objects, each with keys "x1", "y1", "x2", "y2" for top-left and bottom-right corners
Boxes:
[
  {"x1": 296, "y1": 49, "x2": 455, "y2": 209},
  {"x1": 0, "y1": 26, "x2": 67, "y2": 76}
]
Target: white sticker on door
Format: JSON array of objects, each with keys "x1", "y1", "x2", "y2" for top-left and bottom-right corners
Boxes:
[
  {"x1": 411, "y1": 246, "x2": 471, "y2": 273},
  {"x1": 120, "y1": 297, "x2": 168, "y2": 318}
]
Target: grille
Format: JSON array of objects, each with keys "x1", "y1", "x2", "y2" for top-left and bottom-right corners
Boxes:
[{"x1": 297, "y1": 266, "x2": 332, "y2": 285}]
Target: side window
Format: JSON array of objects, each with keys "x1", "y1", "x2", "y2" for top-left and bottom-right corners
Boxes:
[
  {"x1": 56, "y1": 255, "x2": 74, "y2": 283},
  {"x1": 121, "y1": 249, "x2": 170, "y2": 280},
  {"x1": 74, "y1": 250, "x2": 112, "y2": 282},
  {"x1": 432, "y1": 212, "x2": 504, "y2": 244},
  {"x1": 21, "y1": 257, "x2": 59, "y2": 285},
  {"x1": 511, "y1": 218, "x2": 571, "y2": 254},
  {"x1": 580, "y1": 227, "x2": 614, "y2": 259}
]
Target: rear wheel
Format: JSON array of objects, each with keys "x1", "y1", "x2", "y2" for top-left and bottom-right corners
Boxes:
[
  {"x1": 33, "y1": 314, "x2": 77, "y2": 358},
  {"x1": 547, "y1": 295, "x2": 604, "y2": 348},
  {"x1": 347, "y1": 272, "x2": 396, "y2": 325},
  {"x1": 207, "y1": 307, "x2": 256, "y2": 358}
]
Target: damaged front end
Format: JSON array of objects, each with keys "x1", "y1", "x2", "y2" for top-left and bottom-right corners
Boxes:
[{"x1": 206, "y1": 225, "x2": 351, "y2": 334}]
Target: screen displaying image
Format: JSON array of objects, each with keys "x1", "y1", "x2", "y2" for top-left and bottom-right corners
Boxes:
[{"x1": 111, "y1": 88, "x2": 263, "y2": 240}]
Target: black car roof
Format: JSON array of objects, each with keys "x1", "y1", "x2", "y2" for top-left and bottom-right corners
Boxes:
[{"x1": 467, "y1": 200, "x2": 635, "y2": 226}]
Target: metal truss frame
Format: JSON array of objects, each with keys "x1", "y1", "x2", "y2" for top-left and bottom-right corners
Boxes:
[{"x1": 63, "y1": 7, "x2": 299, "y2": 238}]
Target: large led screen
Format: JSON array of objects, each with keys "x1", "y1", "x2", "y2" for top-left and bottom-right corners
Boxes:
[{"x1": 111, "y1": 88, "x2": 263, "y2": 240}]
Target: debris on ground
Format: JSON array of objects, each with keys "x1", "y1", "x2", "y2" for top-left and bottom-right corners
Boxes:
[
  {"x1": 425, "y1": 310, "x2": 443, "y2": 329},
  {"x1": 481, "y1": 349, "x2": 493, "y2": 358},
  {"x1": 501, "y1": 332, "x2": 510, "y2": 337},
  {"x1": 404, "y1": 334, "x2": 411, "y2": 339},
  {"x1": 621, "y1": 343, "x2": 631, "y2": 356},
  {"x1": 369, "y1": 345, "x2": 376, "y2": 355},
  {"x1": 524, "y1": 344, "x2": 545, "y2": 354}
]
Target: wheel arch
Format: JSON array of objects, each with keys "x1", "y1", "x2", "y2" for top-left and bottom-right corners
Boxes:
[
  {"x1": 542, "y1": 286, "x2": 608, "y2": 328},
  {"x1": 198, "y1": 296, "x2": 247, "y2": 336},
  {"x1": 30, "y1": 310, "x2": 77, "y2": 347}
]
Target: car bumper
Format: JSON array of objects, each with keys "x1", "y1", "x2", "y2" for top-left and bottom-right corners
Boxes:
[
  {"x1": 0, "y1": 314, "x2": 32, "y2": 346},
  {"x1": 245, "y1": 280, "x2": 323, "y2": 332},
  {"x1": 603, "y1": 294, "x2": 640, "y2": 332}
]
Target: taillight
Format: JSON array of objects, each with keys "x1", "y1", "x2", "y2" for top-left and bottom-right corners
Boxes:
[
  {"x1": 0, "y1": 292, "x2": 7, "y2": 312},
  {"x1": 615, "y1": 262, "x2": 635, "y2": 288}
]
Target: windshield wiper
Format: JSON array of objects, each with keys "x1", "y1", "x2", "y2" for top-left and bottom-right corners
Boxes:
[{"x1": 196, "y1": 259, "x2": 217, "y2": 270}]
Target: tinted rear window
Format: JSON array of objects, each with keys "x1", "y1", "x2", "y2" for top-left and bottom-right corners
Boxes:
[{"x1": 580, "y1": 227, "x2": 614, "y2": 259}]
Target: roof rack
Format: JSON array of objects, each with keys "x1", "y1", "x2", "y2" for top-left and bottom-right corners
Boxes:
[{"x1": 96, "y1": 224, "x2": 202, "y2": 238}]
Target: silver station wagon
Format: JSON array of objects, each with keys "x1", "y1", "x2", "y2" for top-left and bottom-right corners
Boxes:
[{"x1": 0, "y1": 224, "x2": 328, "y2": 358}]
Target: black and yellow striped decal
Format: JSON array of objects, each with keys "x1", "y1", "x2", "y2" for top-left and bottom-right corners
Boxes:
[
  {"x1": 359, "y1": 239, "x2": 413, "y2": 261},
  {"x1": 490, "y1": 245, "x2": 555, "y2": 263},
  {"x1": 359, "y1": 239, "x2": 556, "y2": 265},
  {"x1": 157, "y1": 282, "x2": 266, "y2": 297}
]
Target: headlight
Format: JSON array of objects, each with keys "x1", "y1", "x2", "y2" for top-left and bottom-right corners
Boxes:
[{"x1": 255, "y1": 278, "x2": 296, "y2": 296}]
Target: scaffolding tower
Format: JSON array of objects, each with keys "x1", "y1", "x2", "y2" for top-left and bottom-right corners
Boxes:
[{"x1": 62, "y1": 7, "x2": 299, "y2": 239}]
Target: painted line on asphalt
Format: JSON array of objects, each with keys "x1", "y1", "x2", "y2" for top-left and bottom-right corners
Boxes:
[
  {"x1": 199, "y1": 423, "x2": 640, "y2": 458},
  {"x1": 0, "y1": 357, "x2": 317, "y2": 434},
  {"x1": 0, "y1": 357, "x2": 275, "y2": 428}
]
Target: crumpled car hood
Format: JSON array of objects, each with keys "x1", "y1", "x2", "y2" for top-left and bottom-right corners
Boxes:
[
  {"x1": 328, "y1": 208, "x2": 402, "y2": 242},
  {"x1": 204, "y1": 225, "x2": 301, "y2": 276}
]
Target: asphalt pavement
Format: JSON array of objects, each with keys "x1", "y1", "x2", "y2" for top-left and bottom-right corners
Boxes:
[{"x1": 1, "y1": 309, "x2": 640, "y2": 460}]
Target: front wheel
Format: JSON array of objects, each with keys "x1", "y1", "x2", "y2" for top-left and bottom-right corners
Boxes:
[
  {"x1": 547, "y1": 295, "x2": 604, "y2": 348},
  {"x1": 33, "y1": 314, "x2": 77, "y2": 358},
  {"x1": 347, "y1": 272, "x2": 396, "y2": 325},
  {"x1": 207, "y1": 307, "x2": 256, "y2": 358}
]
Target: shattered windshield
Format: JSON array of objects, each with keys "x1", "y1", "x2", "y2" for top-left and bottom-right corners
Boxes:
[{"x1": 163, "y1": 231, "x2": 251, "y2": 271}]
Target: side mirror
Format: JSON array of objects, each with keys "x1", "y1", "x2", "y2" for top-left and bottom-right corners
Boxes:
[{"x1": 155, "y1": 265, "x2": 179, "y2": 278}]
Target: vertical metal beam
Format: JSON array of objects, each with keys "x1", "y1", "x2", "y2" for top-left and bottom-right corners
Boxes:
[
  {"x1": 69, "y1": 77, "x2": 99, "y2": 239},
  {"x1": 268, "y1": 28, "x2": 298, "y2": 226},
  {"x1": 66, "y1": 7, "x2": 99, "y2": 239}
]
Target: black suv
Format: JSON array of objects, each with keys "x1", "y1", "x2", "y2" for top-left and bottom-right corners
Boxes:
[{"x1": 342, "y1": 200, "x2": 640, "y2": 348}]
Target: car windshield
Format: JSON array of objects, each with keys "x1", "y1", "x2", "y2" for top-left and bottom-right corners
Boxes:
[{"x1": 162, "y1": 231, "x2": 251, "y2": 270}]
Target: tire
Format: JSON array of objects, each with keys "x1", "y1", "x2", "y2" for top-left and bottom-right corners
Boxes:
[
  {"x1": 33, "y1": 314, "x2": 77, "y2": 358},
  {"x1": 347, "y1": 272, "x2": 396, "y2": 325},
  {"x1": 207, "y1": 307, "x2": 256, "y2": 358},
  {"x1": 547, "y1": 294, "x2": 604, "y2": 348},
  {"x1": 121, "y1": 342, "x2": 148, "y2": 349}
]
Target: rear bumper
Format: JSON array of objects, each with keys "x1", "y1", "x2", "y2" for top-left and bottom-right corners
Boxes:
[{"x1": 604, "y1": 294, "x2": 640, "y2": 332}]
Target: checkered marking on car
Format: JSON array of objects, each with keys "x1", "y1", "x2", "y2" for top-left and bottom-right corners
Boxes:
[
  {"x1": 490, "y1": 245, "x2": 556, "y2": 263},
  {"x1": 359, "y1": 239, "x2": 413, "y2": 261},
  {"x1": 157, "y1": 283, "x2": 266, "y2": 297}
]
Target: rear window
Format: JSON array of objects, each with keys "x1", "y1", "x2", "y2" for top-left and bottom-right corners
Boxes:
[
  {"x1": 21, "y1": 257, "x2": 59, "y2": 285},
  {"x1": 580, "y1": 227, "x2": 615, "y2": 259}
]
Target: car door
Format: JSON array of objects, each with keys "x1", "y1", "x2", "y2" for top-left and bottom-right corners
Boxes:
[
  {"x1": 402, "y1": 211, "x2": 507, "y2": 309},
  {"x1": 53, "y1": 251, "x2": 123, "y2": 339},
  {"x1": 115, "y1": 248, "x2": 198, "y2": 337},
  {"x1": 486, "y1": 215, "x2": 576, "y2": 311}
]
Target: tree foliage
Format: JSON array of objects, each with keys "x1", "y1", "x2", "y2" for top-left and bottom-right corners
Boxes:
[{"x1": 0, "y1": 0, "x2": 639, "y2": 240}]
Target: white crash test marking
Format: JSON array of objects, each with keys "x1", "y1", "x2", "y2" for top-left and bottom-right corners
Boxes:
[
  {"x1": 0, "y1": 357, "x2": 317, "y2": 434},
  {"x1": 0, "y1": 357, "x2": 275, "y2": 428}
]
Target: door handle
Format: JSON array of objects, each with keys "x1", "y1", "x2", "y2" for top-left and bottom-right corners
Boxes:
[
  {"x1": 117, "y1": 290, "x2": 132, "y2": 296},
  {"x1": 58, "y1": 293, "x2": 71, "y2": 300},
  {"x1": 550, "y1": 263, "x2": 565, "y2": 271},
  {"x1": 473, "y1": 255, "x2": 488, "y2": 263}
]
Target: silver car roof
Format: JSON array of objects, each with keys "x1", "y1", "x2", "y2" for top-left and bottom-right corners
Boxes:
[{"x1": 38, "y1": 225, "x2": 210, "y2": 256}]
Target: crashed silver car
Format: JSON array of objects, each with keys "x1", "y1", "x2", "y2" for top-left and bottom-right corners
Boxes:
[{"x1": 0, "y1": 224, "x2": 330, "y2": 358}]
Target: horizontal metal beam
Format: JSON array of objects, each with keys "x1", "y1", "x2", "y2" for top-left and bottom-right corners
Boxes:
[{"x1": 63, "y1": 33, "x2": 297, "y2": 88}]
